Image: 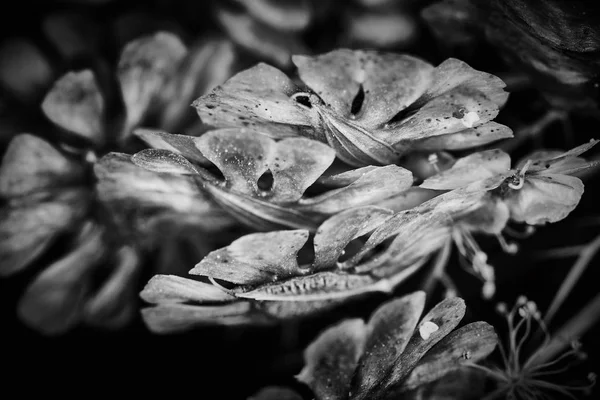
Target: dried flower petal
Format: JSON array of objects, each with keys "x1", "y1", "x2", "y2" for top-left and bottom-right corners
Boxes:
[
  {"x1": 190, "y1": 230, "x2": 309, "y2": 285},
  {"x1": 134, "y1": 129, "x2": 210, "y2": 165},
  {"x1": 141, "y1": 274, "x2": 236, "y2": 304},
  {"x1": 351, "y1": 292, "x2": 426, "y2": 397},
  {"x1": 297, "y1": 319, "x2": 368, "y2": 400},
  {"x1": 401, "y1": 321, "x2": 497, "y2": 391},
  {"x1": 420, "y1": 149, "x2": 511, "y2": 190}
]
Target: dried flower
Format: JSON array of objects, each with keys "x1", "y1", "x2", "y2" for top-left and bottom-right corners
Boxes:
[
  {"x1": 194, "y1": 49, "x2": 512, "y2": 166},
  {"x1": 296, "y1": 292, "x2": 497, "y2": 400},
  {"x1": 130, "y1": 128, "x2": 414, "y2": 230}
]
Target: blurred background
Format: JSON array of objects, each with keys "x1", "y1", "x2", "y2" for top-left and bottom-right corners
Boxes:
[{"x1": 1, "y1": 0, "x2": 599, "y2": 398}]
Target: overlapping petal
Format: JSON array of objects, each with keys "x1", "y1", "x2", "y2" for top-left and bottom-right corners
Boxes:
[
  {"x1": 132, "y1": 128, "x2": 413, "y2": 231},
  {"x1": 194, "y1": 49, "x2": 512, "y2": 166}
]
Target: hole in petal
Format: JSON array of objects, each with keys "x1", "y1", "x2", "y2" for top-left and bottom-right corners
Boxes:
[
  {"x1": 292, "y1": 93, "x2": 313, "y2": 109},
  {"x1": 350, "y1": 84, "x2": 365, "y2": 116},
  {"x1": 339, "y1": 233, "x2": 371, "y2": 263},
  {"x1": 257, "y1": 170, "x2": 274, "y2": 191}
]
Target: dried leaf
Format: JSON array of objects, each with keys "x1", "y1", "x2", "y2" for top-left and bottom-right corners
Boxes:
[
  {"x1": 297, "y1": 319, "x2": 368, "y2": 400},
  {"x1": 0, "y1": 134, "x2": 83, "y2": 197},
  {"x1": 190, "y1": 230, "x2": 309, "y2": 285}
]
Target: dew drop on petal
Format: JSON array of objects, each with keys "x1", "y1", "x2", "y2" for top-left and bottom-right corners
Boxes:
[{"x1": 419, "y1": 321, "x2": 439, "y2": 340}]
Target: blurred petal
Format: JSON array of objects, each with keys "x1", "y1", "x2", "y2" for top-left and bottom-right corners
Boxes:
[
  {"x1": 190, "y1": 230, "x2": 309, "y2": 285},
  {"x1": 248, "y1": 387, "x2": 302, "y2": 400},
  {"x1": 134, "y1": 129, "x2": 210, "y2": 165},
  {"x1": 0, "y1": 189, "x2": 89, "y2": 276},
  {"x1": 0, "y1": 134, "x2": 83, "y2": 197},
  {"x1": 298, "y1": 165, "x2": 413, "y2": 214},
  {"x1": 401, "y1": 322, "x2": 497, "y2": 391},
  {"x1": 0, "y1": 38, "x2": 53, "y2": 103},
  {"x1": 118, "y1": 32, "x2": 187, "y2": 133},
  {"x1": 159, "y1": 38, "x2": 238, "y2": 131},
  {"x1": 350, "y1": 292, "x2": 426, "y2": 398},
  {"x1": 132, "y1": 149, "x2": 200, "y2": 175},
  {"x1": 95, "y1": 152, "x2": 230, "y2": 238},
  {"x1": 193, "y1": 64, "x2": 315, "y2": 139},
  {"x1": 420, "y1": 149, "x2": 511, "y2": 190},
  {"x1": 42, "y1": 12, "x2": 101, "y2": 60},
  {"x1": 141, "y1": 274, "x2": 236, "y2": 304},
  {"x1": 141, "y1": 302, "x2": 262, "y2": 334},
  {"x1": 312, "y1": 206, "x2": 394, "y2": 270},
  {"x1": 346, "y1": 11, "x2": 418, "y2": 49},
  {"x1": 236, "y1": 0, "x2": 312, "y2": 32},
  {"x1": 297, "y1": 319, "x2": 368, "y2": 400},
  {"x1": 506, "y1": 173, "x2": 584, "y2": 224},
  {"x1": 520, "y1": 139, "x2": 599, "y2": 175},
  {"x1": 17, "y1": 223, "x2": 106, "y2": 335},
  {"x1": 42, "y1": 70, "x2": 105, "y2": 145},
  {"x1": 216, "y1": 7, "x2": 306, "y2": 68},
  {"x1": 83, "y1": 246, "x2": 140, "y2": 328}
]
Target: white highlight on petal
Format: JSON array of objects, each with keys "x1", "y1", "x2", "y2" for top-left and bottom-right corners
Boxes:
[
  {"x1": 461, "y1": 111, "x2": 480, "y2": 128},
  {"x1": 419, "y1": 321, "x2": 439, "y2": 340}
]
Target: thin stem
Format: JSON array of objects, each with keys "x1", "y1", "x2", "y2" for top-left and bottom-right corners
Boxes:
[
  {"x1": 535, "y1": 291, "x2": 600, "y2": 365},
  {"x1": 544, "y1": 234, "x2": 600, "y2": 326},
  {"x1": 423, "y1": 238, "x2": 452, "y2": 296}
]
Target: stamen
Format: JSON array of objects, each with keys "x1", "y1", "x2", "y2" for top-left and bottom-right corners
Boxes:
[
  {"x1": 497, "y1": 234, "x2": 519, "y2": 254},
  {"x1": 428, "y1": 153, "x2": 440, "y2": 173}
]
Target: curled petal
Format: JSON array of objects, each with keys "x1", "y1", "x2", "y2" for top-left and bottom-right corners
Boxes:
[
  {"x1": 134, "y1": 129, "x2": 210, "y2": 165},
  {"x1": 132, "y1": 149, "x2": 200, "y2": 175},
  {"x1": 193, "y1": 64, "x2": 315, "y2": 139},
  {"x1": 190, "y1": 230, "x2": 309, "y2": 285},
  {"x1": 42, "y1": 70, "x2": 105, "y2": 145},
  {"x1": 412, "y1": 121, "x2": 513, "y2": 151},
  {"x1": 505, "y1": 173, "x2": 584, "y2": 224},
  {"x1": 140, "y1": 274, "x2": 236, "y2": 304},
  {"x1": 298, "y1": 165, "x2": 413, "y2": 214},
  {"x1": 312, "y1": 206, "x2": 394, "y2": 270}
]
